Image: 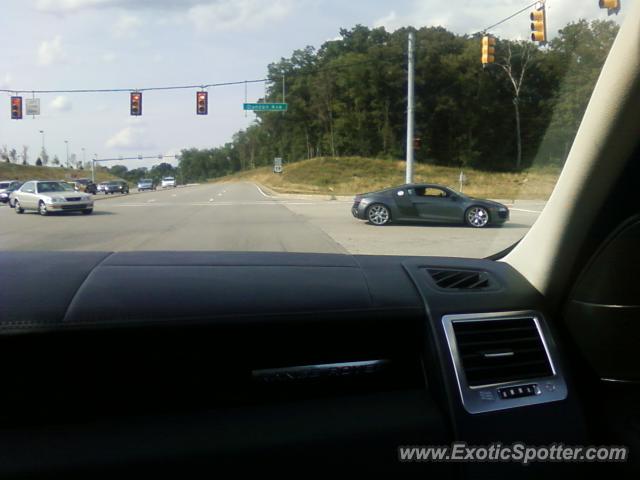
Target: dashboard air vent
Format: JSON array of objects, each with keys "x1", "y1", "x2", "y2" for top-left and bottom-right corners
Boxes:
[
  {"x1": 452, "y1": 317, "x2": 553, "y2": 387},
  {"x1": 427, "y1": 269, "x2": 491, "y2": 290}
]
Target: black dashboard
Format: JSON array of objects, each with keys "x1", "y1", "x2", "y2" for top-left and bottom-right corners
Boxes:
[{"x1": 0, "y1": 252, "x2": 588, "y2": 477}]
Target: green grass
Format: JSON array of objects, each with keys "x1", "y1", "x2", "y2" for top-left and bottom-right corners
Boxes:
[
  {"x1": 216, "y1": 157, "x2": 562, "y2": 200},
  {"x1": 0, "y1": 162, "x2": 119, "y2": 183}
]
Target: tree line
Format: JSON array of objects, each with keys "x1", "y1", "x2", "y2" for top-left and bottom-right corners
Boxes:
[{"x1": 178, "y1": 19, "x2": 618, "y2": 182}]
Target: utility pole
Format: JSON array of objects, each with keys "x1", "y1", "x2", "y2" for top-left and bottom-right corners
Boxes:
[
  {"x1": 64, "y1": 140, "x2": 69, "y2": 169},
  {"x1": 406, "y1": 31, "x2": 415, "y2": 184},
  {"x1": 92, "y1": 154, "x2": 97, "y2": 183}
]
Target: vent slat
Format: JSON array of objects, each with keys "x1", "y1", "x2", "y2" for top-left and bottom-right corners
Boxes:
[
  {"x1": 426, "y1": 269, "x2": 491, "y2": 290},
  {"x1": 452, "y1": 317, "x2": 553, "y2": 387}
]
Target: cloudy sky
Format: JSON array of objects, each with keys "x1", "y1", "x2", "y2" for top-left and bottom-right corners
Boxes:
[{"x1": 0, "y1": 0, "x2": 624, "y2": 169}]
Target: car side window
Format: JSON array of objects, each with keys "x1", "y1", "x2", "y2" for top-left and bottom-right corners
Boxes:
[
  {"x1": 21, "y1": 182, "x2": 35, "y2": 193},
  {"x1": 424, "y1": 188, "x2": 448, "y2": 198}
]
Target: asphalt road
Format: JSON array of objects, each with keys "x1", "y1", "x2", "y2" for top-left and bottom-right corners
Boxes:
[{"x1": 0, "y1": 182, "x2": 543, "y2": 257}]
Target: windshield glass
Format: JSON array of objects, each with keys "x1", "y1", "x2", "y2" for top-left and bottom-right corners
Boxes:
[
  {"x1": 37, "y1": 182, "x2": 75, "y2": 193},
  {"x1": 0, "y1": 183, "x2": 10, "y2": 189},
  {"x1": 0, "y1": 0, "x2": 624, "y2": 256}
]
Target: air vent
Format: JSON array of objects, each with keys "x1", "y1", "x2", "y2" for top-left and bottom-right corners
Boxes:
[
  {"x1": 452, "y1": 317, "x2": 553, "y2": 387},
  {"x1": 427, "y1": 268, "x2": 492, "y2": 290}
]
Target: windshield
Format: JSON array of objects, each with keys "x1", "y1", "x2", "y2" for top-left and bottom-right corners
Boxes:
[
  {"x1": 37, "y1": 182, "x2": 75, "y2": 193},
  {"x1": 0, "y1": 1, "x2": 624, "y2": 256}
]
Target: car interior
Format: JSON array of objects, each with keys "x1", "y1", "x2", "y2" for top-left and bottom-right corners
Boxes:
[{"x1": 0, "y1": 3, "x2": 638, "y2": 478}]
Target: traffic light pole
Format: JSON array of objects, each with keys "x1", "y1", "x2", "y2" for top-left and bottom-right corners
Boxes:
[{"x1": 406, "y1": 31, "x2": 416, "y2": 184}]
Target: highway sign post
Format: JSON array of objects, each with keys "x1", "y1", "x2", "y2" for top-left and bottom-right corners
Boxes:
[
  {"x1": 273, "y1": 157, "x2": 283, "y2": 174},
  {"x1": 244, "y1": 103, "x2": 288, "y2": 112},
  {"x1": 25, "y1": 98, "x2": 40, "y2": 116}
]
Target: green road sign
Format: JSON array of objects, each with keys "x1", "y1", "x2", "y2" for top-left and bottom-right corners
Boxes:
[{"x1": 243, "y1": 103, "x2": 288, "y2": 112}]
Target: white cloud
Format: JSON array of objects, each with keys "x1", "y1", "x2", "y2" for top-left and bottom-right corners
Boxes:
[
  {"x1": 106, "y1": 122, "x2": 156, "y2": 150},
  {"x1": 36, "y1": 0, "x2": 202, "y2": 13},
  {"x1": 187, "y1": 0, "x2": 295, "y2": 32},
  {"x1": 49, "y1": 95, "x2": 73, "y2": 112},
  {"x1": 36, "y1": 0, "x2": 114, "y2": 12},
  {"x1": 101, "y1": 52, "x2": 118, "y2": 63},
  {"x1": 113, "y1": 14, "x2": 143, "y2": 38},
  {"x1": 38, "y1": 35, "x2": 67, "y2": 66},
  {"x1": 0, "y1": 73, "x2": 12, "y2": 89}
]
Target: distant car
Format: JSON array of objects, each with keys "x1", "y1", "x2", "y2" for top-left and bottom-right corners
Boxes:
[
  {"x1": 12, "y1": 180, "x2": 94, "y2": 216},
  {"x1": 72, "y1": 178, "x2": 98, "y2": 195},
  {"x1": 103, "y1": 181, "x2": 130, "y2": 195},
  {"x1": 97, "y1": 182, "x2": 109, "y2": 194},
  {"x1": 0, "y1": 180, "x2": 21, "y2": 205},
  {"x1": 161, "y1": 177, "x2": 177, "y2": 188},
  {"x1": 352, "y1": 184, "x2": 510, "y2": 228},
  {"x1": 137, "y1": 179, "x2": 156, "y2": 192}
]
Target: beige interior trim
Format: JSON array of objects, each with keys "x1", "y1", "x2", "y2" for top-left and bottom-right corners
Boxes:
[{"x1": 503, "y1": 2, "x2": 640, "y2": 305}]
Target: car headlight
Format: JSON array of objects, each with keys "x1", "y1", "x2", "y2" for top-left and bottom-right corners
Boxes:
[
  {"x1": 0, "y1": 193, "x2": 7, "y2": 198},
  {"x1": 48, "y1": 197, "x2": 65, "y2": 204}
]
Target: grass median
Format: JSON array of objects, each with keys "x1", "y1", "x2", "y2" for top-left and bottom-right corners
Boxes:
[{"x1": 214, "y1": 157, "x2": 561, "y2": 201}]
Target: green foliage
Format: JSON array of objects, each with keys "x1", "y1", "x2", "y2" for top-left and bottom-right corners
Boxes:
[{"x1": 179, "y1": 20, "x2": 618, "y2": 182}]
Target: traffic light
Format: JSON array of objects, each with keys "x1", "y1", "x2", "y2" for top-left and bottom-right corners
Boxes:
[
  {"x1": 481, "y1": 35, "x2": 496, "y2": 65},
  {"x1": 196, "y1": 91, "x2": 208, "y2": 115},
  {"x1": 130, "y1": 92, "x2": 142, "y2": 116},
  {"x1": 599, "y1": 0, "x2": 621, "y2": 15},
  {"x1": 10, "y1": 96, "x2": 22, "y2": 120},
  {"x1": 530, "y1": 5, "x2": 547, "y2": 44}
]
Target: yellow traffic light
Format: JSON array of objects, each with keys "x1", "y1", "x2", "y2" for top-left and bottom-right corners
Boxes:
[
  {"x1": 130, "y1": 92, "x2": 142, "y2": 116},
  {"x1": 530, "y1": 7, "x2": 547, "y2": 44},
  {"x1": 481, "y1": 35, "x2": 496, "y2": 65},
  {"x1": 599, "y1": 0, "x2": 621, "y2": 15}
]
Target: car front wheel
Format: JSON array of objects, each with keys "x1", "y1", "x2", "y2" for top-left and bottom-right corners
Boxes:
[
  {"x1": 465, "y1": 206, "x2": 490, "y2": 228},
  {"x1": 39, "y1": 201, "x2": 49, "y2": 216},
  {"x1": 367, "y1": 204, "x2": 391, "y2": 226},
  {"x1": 82, "y1": 209, "x2": 93, "y2": 215},
  {"x1": 14, "y1": 200, "x2": 23, "y2": 214}
]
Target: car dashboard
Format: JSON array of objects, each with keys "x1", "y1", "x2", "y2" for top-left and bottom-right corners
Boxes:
[{"x1": 0, "y1": 252, "x2": 588, "y2": 477}]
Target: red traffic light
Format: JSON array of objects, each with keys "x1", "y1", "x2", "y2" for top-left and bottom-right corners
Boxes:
[
  {"x1": 10, "y1": 96, "x2": 23, "y2": 120},
  {"x1": 130, "y1": 92, "x2": 142, "y2": 116},
  {"x1": 196, "y1": 91, "x2": 208, "y2": 115}
]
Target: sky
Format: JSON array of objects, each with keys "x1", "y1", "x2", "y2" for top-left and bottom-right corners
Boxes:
[{"x1": 0, "y1": 0, "x2": 625, "y2": 170}]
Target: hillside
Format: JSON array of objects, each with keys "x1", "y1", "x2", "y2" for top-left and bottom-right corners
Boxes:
[
  {"x1": 0, "y1": 163, "x2": 119, "y2": 183},
  {"x1": 215, "y1": 157, "x2": 561, "y2": 200}
]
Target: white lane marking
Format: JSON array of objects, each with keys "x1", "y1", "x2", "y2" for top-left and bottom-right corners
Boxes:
[
  {"x1": 217, "y1": 193, "x2": 223, "y2": 197},
  {"x1": 111, "y1": 201, "x2": 335, "y2": 208},
  {"x1": 511, "y1": 208, "x2": 543, "y2": 214},
  {"x1": 209, "y1": 198, "x2": 214, "y2": 202},
  {"x1": 172, "y1": 194, "x2": 177, "y2": 197},
  {"x1": 254, "y1": 184, "x2": 271, "y2": 198},
  {"x1": 147, "y1": 199, "x2": 156, "y2": 203}
]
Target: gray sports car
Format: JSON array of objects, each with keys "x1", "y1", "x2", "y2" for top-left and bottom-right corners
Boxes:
[{"x1": 351, "y1": 184, "x2": 509, "y2": 228}]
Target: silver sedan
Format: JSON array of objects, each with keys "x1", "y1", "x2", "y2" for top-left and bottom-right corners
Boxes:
[{"x1": 12, "y1": 180, "x2": 94, "y2": 216}]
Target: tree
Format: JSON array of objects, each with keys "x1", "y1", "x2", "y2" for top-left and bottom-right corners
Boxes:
[
  {"x1": 9, "y1": 148, "x2": 17, "y2": 164},
  {"x1": 52, "y1": 155, "x2": 61, "y2": 166},
  {"x1": 36, "y1": 158, "x2": 43, "y2": 166},
  {"x1": 1, "y1": 146, "x2": 8, "y2": 163},
  {"x1": 22, "y1": 146, "x2": 29, "y2": 165},
  {"x1": 496, "y1": 42, "x2": 533, "y2": 170}
]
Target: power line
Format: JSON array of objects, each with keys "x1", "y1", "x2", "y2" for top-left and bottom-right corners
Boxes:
[
  {"x1": 481, "y1": 1, "x2": 541, "y2": 34},
  {"x1": 0, "y1": 78, "x2": 267, "y2": 95}
]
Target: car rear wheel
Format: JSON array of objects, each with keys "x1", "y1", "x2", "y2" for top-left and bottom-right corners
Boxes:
[
  {"x1": 367, "y1": 204, "x2": 391, "y2": 226},
  {"x1": 38, "y1": 201, "x2": 48, "y2": 216},
  {"x1": 82, "y1": 209, "x2": 93, "y2": 215},
  {"x1": 14, "y1": 200, "x2": 23, "y2": 214},
  {"x1": 465, "y1": 206, "x2": 490, "y2": 228}
]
